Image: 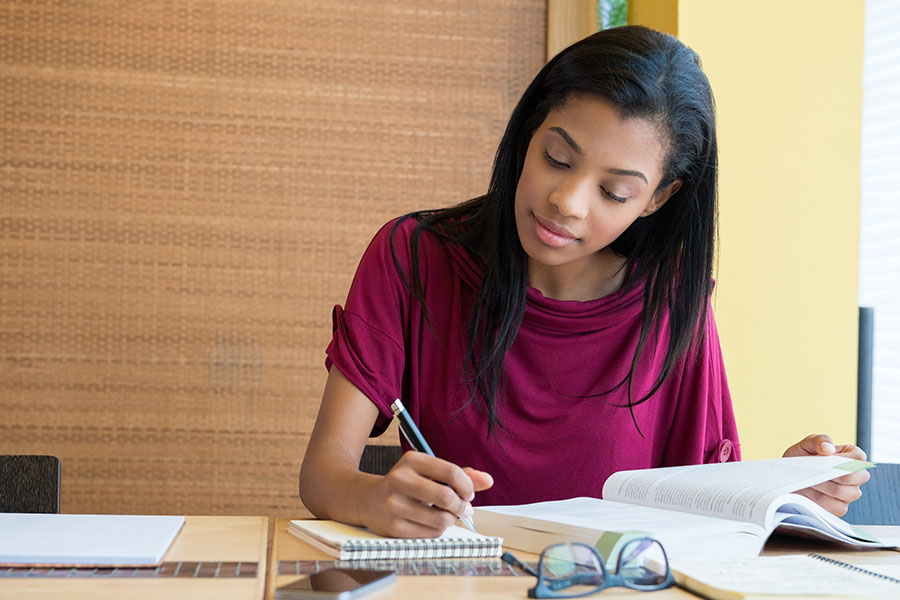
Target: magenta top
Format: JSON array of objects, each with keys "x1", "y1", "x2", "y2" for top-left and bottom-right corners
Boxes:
[{"x1": 326, "y1": 217, "x2": 740, "y2": 506}]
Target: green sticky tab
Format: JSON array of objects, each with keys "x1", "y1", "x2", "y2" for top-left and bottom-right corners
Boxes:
[
  {"x1": 834, "y1": 459, "x2": 876, "y2": 472},
  {"x1": 594, "y1": 530, "x2": 649, "y2": 565},
  {"x1": 849, "y1": 523, "x2": 883, "y2": 543}
]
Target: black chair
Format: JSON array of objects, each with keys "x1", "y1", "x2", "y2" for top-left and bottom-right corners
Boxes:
[
  {"x1": 844, "y1": 463, "x2": 900, "y2": 525},
  {"x1": 359, "y1": 445, "x2": 403, "y2": 476},
  {"x1": 0, "y1": 455, "x2": 60, "y2": 513}
]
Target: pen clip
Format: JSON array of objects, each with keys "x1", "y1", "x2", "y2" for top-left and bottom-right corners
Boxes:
[{"x1": 397, "y1": 422, "x2": 416, "y2": 448}]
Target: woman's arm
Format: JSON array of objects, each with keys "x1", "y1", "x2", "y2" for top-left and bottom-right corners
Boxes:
[{"x1": 298, "y1": 367, "x2": 492, "y2": 538}]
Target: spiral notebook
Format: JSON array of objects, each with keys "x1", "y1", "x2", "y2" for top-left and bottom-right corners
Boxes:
[
  {"x1": 288, "y1": 520, "x2": 503, "y2": 560},
  {"x1": 672, "y1": 552, "x2": 900, "y2": 599}
]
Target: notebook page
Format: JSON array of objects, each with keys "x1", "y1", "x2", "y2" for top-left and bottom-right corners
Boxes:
[
  {"x1": 291, "y1": 520, "x2": 489, "y2": 544},
  {"x1": 672, "y1": 555, "x2": 899, "y2": 598}
]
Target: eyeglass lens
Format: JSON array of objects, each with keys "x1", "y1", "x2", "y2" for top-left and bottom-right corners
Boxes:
[
  {"x1": 540, "y1": 543, "x2": 605, "y2": 594},
  {"x1": 617, "y1": 538, "x2": 669, "y2": 589}
]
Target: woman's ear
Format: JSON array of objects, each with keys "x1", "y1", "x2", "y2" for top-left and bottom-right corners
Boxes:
[{"x1": 641, "y1": 179, "x2": 682, "y2": 217}]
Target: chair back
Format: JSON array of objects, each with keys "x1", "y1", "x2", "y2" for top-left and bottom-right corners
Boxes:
[
  {"x1": 844, "y1": 463, "x2": 900, "y2": 525},
  {"x1": 359, "y1": 445, "x2": 403, "y2": 477},
  {"x1": 0, "y1": 455, "x2": 60, "y2": 513}
]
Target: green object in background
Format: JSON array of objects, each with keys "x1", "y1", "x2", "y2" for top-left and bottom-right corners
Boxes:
[
  {"x1": 594, "y1": 530, "x2": 649, "y2": 564},
  {"x1": 598, "y1": 0, "x2": 628, "y2": 29}
]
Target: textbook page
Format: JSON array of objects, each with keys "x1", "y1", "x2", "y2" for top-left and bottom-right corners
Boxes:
[
  {"x1": 601, "y1": 456, "x2": 873, "y2": 528},
  {"x1": 474, "y1": 497, "x2": 767, "y2": 559},
  {"x1": 769, "y1": 494, "x2": 885, "y2": 546}
]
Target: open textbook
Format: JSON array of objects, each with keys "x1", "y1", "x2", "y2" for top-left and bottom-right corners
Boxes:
[{"x1": 473, "y1": 456, "x2": 891, "y2": 559}]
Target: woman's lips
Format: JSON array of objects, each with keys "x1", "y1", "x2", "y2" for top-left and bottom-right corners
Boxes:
[{"x1": 533, "y1": 214, "x2": 578, "y2": 248}]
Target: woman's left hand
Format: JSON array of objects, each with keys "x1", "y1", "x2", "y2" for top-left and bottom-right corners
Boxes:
[{"x1": 783, "y1": 434, "x2": 870, "y2": 517}]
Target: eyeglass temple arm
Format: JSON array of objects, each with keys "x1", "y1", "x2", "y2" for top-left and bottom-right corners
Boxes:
[
  {"x1": 501, "y1": 552, "x2": 539, "y2": 577},
  {"x1": 544, "y1": 571, "x2": 605, "y2": 591}
]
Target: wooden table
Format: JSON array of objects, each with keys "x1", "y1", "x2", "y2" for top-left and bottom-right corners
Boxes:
[
  {"x1": 267, "y1": 519, "x2": 900, "y2": 599},
  {"x1": 0, "y1": 516, "x2": 268, "y2": 600}
]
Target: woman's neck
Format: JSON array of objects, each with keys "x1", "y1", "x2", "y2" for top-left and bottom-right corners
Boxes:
[{"x1": 527, "y1": 250, "x2": 627, "y2": 301}]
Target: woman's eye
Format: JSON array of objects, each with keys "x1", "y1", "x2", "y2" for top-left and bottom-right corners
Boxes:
[
  {"x1": 542, "y1": 151, "x2": 568, "y2": 168},
  {"x1": 601, "y1": 187, "x2": 628, "y2": 203}
]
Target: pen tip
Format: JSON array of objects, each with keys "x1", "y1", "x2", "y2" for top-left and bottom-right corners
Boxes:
[{"x1": 461, "y1": 516, "x2": 478, "y2": 534}]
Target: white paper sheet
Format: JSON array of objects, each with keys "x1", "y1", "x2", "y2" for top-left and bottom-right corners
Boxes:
[{"x1": 0, "y1": 513, "x2": 185, "y2": 566}]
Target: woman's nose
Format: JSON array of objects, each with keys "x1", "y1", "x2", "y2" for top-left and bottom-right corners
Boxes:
[{"x1": 549, "y1": 177, "x2": 591, "y2": 219}]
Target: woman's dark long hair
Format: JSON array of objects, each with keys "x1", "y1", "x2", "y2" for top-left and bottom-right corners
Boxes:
[{"x1": 392, "y1": 25, "x2": 718, "y2": 436}]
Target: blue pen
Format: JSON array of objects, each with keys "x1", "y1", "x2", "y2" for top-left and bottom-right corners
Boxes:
[{"x1": 390, "y1": 399, "x2": 478, "y2": 533}]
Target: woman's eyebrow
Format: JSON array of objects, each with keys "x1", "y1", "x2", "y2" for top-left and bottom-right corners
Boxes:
[
  {"x1": 549, "y1": 126, "x2": 582, "y2": 154},
  {"x1": 607, "y1": 168, "x2": 648, "y2": 184},
  {"x1": 549, "y1": 126, "x2": 648, "y2": 184}
]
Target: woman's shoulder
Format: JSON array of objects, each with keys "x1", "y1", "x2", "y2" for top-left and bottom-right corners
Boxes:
[
  {"x1": 364, "y1": 212, "x2": 482, "y2": 288},
  {"x1": 367, "y1": 213, "x2": 440, "y2": 259},
  {"x1": 370, "y1": 212, "x2": 473, "y2": 254}
]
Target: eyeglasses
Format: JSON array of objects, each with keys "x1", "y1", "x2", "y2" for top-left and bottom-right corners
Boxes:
[{"x1": 502, "y1": 539, "x2": 674, "y2": 598}]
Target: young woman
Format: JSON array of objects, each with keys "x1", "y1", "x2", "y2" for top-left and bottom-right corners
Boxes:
[{"x1": 299, "y1": 25, "x2": 867, "y2": 538}]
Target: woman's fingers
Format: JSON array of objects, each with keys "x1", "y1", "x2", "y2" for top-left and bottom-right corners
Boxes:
[
  {"x1": 823, "y1": 468, "x2": 870, "y2": 487},
  {"x1": 408, "y1": 452, "x2": 477, "y2": 501},
  {"x1": 783, "y1": 433, "x2": 836, "y2": 458},
  {"x1": 782, "y1": 433, "x2": 871, "y2": 517},
  {"x1": 806, "y1": 477, "x2": 865, "y2": 505},
  {"x1": 462, "y1": 466, "x2": 495, "y2": 492},
  {"x1": 783, "y1": 434, "x2": 868, "y2": 461},
  {"x1": 376, "y1": 493, "x2": 461, "y2": 538},
  {"x1": 366, "y1": 452, "x2": 483, "y2": 537},
  {"x1": 389, "y1": 452, "x2": 474, "y2": 511},
  {"x1": 795, "y1": 476, "x2": 865, "y2": 518},
  {"x1": 833, "y1": 443, "x2": 867, "y2": 460},
  {"x1": 794, "y1": 487, "x2": 851, "y2": 517}
]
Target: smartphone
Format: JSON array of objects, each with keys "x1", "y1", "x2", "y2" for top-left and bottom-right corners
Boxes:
[{"x1": 274, "y1": 568, "x2": 397, "y2": 600}]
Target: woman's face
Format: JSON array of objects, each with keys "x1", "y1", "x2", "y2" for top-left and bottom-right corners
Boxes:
[{"x1": 514, "y1": 94, "x2": 681, "y2": 301}]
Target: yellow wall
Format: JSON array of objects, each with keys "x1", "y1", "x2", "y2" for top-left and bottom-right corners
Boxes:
[
  {"x1": 553, "y1": 0, "x2": 864, "y2": 458},
  {"x1": 673, "y1": 1, "x2": 864, "y2": 458},
  {"x1": 629, "y1": 0, "x2": 678, "y2": 36}
]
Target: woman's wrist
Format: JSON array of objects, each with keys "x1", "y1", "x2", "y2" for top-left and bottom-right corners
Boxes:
[{"x1": 342, "y1": 471, "x2": 383, "y2": 528}]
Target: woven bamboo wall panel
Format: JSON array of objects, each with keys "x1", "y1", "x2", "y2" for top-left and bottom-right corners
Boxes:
[{"x1": 0, "y1": 1, "x2": 545, "y2": 516}]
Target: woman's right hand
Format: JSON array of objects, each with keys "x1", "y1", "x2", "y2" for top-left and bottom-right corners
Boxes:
[
  {"x1": 299, "y1": 367, "x2": 493, "y2": 538},
  {"x1": 364, "y1": 452, "x2": 494, "y2": 538}
]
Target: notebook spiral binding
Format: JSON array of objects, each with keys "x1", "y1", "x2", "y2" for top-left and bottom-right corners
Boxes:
[
  {"x1": 809, "y1": 553, "x2": 900, "y2": 584},
  {"x1": 342, "y1": 537, "x2": 501, "y2": 560}
]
